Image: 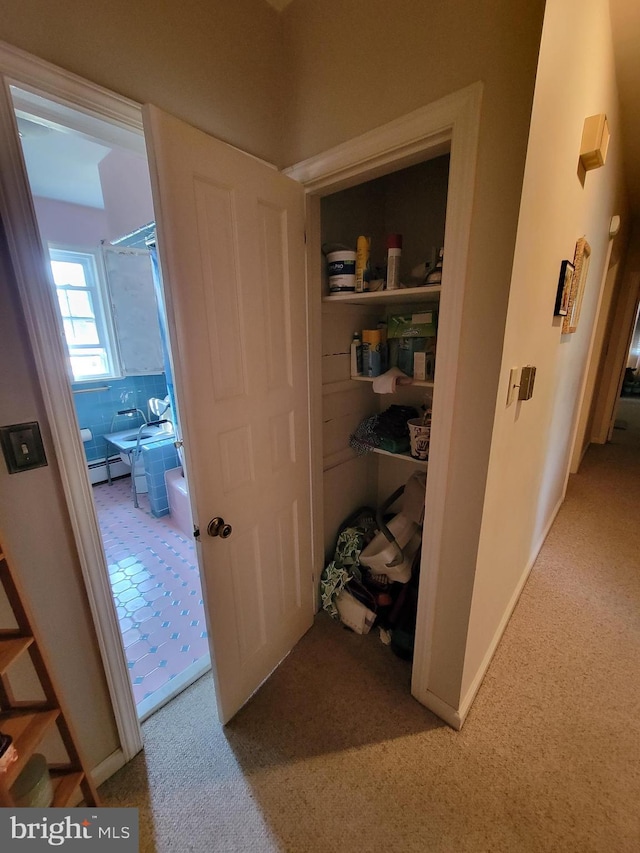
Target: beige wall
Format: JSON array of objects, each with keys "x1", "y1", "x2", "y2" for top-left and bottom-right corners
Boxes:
[
  {"x1": 463, "y1": 0, "x2": 629, "y2": 703},
  {"x1": 0, "y1": 0, "x2": 286, "y2": 771},
  {"x1": 0, "y1": 0, "x2": 285, "y2": 166},
  {"x1": 283, "y1": 0, "x2": 546, "y2": 708},
  {"x1": 0, "y1": 229, "x2": 119, "y2": 768},
  {"x1": 1, "y1": 0, "x2": 625, "y2": 739}
]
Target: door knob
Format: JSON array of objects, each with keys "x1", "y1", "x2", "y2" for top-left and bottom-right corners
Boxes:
[{"x1": 207, "y1": 517, "x2": 232, "y2": 538}]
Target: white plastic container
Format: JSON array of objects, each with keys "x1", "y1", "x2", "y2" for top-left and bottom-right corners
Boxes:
[
  {"x1": 327, "y1": 250, "x2": 357, "y2": 292},
  {"x1": 350, "y1": 332, "x2": 363, "y2": 377},
  {"x1": 335, "y1": 589, "x2": 376, "y2": 634},
  {"x1": 386, "y1": 234, "x2": 402, "y2": 290},
  {"x1": 359, "y1": 513, "x2": 421, "y2": 583}
]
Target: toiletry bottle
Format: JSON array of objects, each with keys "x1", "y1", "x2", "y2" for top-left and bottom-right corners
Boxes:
[
  {"x1": 386, "y1": 234, "x2": 402, "y2": 290},
  {"x1": 350, "y1": 331, "x2": 363, "y2": 377},
  {"x1": 355, "y1": 235, "x2": 371, "y2": 293},
  {"x1": 377, "y1": 321, "x2": 388, "y2": 373},
  {"x1": 362, "y1": 329, "x2": 382, "y2": 377}
]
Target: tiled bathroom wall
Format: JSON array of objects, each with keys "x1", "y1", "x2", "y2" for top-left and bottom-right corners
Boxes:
[
  {"x1": 73, "y1": 374, "x2": 168, "y2": 463},
  {"x1": 142, "y1": 442, "x2": 180, "y2": 517}
]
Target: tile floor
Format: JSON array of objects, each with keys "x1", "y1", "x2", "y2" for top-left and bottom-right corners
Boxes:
[{"x1": 92, "y1": 476, "x2": 210, "y2": 718}]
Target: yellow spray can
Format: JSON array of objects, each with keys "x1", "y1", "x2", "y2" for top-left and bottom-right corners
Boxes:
[{"x1": 355, "y1": 235, "x2": 371, "y2": 293}]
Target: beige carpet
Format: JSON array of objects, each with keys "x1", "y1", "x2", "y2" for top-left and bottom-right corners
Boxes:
[{"x1": 100, "y1": 406, "x2": 640, "y2": 852}]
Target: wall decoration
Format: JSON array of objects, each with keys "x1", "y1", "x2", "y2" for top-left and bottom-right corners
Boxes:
[
  {"x1": 579, "y1": 114, "x2": 610, "y2": 171},
  {"x1": 554, "y1": 260, "x2": 574, "y2": 316},
  {"x1": 562, "y1": 237, "x2": 591, "y2": 334}
]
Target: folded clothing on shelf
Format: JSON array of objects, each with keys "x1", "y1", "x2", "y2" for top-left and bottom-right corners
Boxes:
[{"x1": 349, "y1": 404, "x2": 418, "y2": 455}]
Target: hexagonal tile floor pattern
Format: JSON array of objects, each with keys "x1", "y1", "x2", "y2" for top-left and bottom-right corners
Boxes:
[{"x1": 92, "y1": 477, "x2": 210, "y2": 712}]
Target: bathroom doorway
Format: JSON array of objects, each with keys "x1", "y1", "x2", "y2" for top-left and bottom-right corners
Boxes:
[{"x1": 10, "y1": 84, "x2": 211, "y2": 721}]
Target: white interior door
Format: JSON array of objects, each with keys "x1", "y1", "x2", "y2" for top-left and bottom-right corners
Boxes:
[{"x1": 143, "y1": 105, "x2": 313, "y2": 723}]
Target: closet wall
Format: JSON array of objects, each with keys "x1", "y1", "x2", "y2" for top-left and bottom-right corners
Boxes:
[{"x1": 0, "y1": 0, "x2": 288, "y2": 770}]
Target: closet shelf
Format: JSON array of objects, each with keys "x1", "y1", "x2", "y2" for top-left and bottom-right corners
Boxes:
[
  {"x1": 371, "y1": 447, "x2": 428, "y2": 467},
  {"x1": 323, "y1": 285, "x2": 441, "y2": 306},
  {"x1": 351, "y1": 375, "x2": 435, "y2": 389}
]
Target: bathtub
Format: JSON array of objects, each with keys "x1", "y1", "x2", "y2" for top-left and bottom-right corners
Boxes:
[{"x1": 165, "y1": 467, "x2": 193, "y2": 538}]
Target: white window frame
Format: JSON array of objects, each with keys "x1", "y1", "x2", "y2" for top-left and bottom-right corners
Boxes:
[{"x1": 48, "y1": 243, "x2": 121, "y2": 382}]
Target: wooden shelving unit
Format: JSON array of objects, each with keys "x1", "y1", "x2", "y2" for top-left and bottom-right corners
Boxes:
[
  {"x1": 0, "y1": 541, "x2": 99, "y2": 807},
  {"x1": 322, "y1": 284, "x2": 441, "y2": 305},
  {"x1": 371, "y1": 447, "x2": 428, "y2": 468},
  {"x1": 350, "y1": 375, "x2": 435, "y2": 390}
]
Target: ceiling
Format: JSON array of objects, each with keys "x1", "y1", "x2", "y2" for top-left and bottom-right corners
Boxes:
[
  {"x1": 11, "y1": 86, "x2": 147, "y2": 210},
  {"x1": 9, "y1": 3, "x2": 640, "y2": 221}
]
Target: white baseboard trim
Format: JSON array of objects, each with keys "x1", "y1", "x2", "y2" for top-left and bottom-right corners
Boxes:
[
  {"x1": 455, "y1": 493, "x2": 565, "y2": 728},
  {"x1": 422, "y1": 690, "x2": 464, "y2": 730},
  {"x1": 91, "y1": 748, "x2": 128, "y2": 788}
]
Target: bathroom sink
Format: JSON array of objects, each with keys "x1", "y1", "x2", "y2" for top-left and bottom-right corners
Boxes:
[
  {"x1": 104, "y1": 425, "x2": 174, "y2": 452},
  {"x1": 119, "y1": 431, "x2": 155, "y2": 442}
]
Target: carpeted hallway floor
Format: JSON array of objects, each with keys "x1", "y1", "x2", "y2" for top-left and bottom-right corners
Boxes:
[{"x1": 100, "y1": 399, "x2": 640, "y2": 852}]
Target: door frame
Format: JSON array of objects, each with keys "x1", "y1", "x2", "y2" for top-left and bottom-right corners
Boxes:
[
  {"x1": 285, "y1": 81, "x2": 483, "y2": 728},
  {"x1": 590, "y1": 269, "x2": 640, "y2": 444},
  {"x1": 0, "y1": 36, "x2": 484, "y2": 742},
  {"x1": 0, "y1": 40, "x2": 149, "y2": 761}
]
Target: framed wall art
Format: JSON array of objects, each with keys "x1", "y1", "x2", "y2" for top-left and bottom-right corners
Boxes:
[
  {"x1": 554, "y1": 259, "x2": 574, "y2": 316},
  {"x1": 562, "y1": 237, "x2": 591, "y2": 334}
]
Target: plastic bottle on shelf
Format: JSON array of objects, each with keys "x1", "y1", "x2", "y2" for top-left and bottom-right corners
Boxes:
[
  {"x1": 350, "y1": 332, "x2": 363, "y2": 377},
  {"x1": 386, "y1": 234, "x2": 402, "y2": 290},
  {"x1": 377, "y1": 321, "x2": 388, "y2": 373},
  {"x1": 355, "y1": 235, "x2": 371, "y2": 293},
  {"x1": 362, "y1": 329, "x2": 383, "y2": 377}
]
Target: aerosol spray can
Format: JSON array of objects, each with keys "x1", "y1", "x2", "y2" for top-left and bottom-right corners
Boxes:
[{"x1": 355, "y1": 235, "x2": 371, "y2": 293}]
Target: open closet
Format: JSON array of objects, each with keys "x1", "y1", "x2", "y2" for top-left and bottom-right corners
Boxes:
[
  {"x1": 283, "y1": 85, "x2": 481, "y2": 726},
  {"x1": 319, "y1": 155, "x2": 449, "y2": 551},
  {"x1": 311, "y1": 152, "x2": 449, "y2": 662}
]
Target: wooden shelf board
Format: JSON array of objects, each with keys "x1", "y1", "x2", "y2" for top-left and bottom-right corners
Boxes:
[
  {"x1": 350, "y1": 375, "x2": 435, "y2": 389},
  {"x1": 0, "y1": 710, "x2": 60, "y2": 788},
  {"x1": 51, "y1": 771, "x2": 85, "y2": 807},
  {"x1": 0, "y1": 636, "x2": 33, "y2": 674},
  {"x1": 323, "y1": 285, "x2": 441, "y2": 305},
  {"x1": 372, "y1": 447, "x2": 428, "y2": 467}
]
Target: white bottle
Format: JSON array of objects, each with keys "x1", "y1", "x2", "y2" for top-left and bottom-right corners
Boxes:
[
  {"x1": 386, "y1": 234, "x2": 402, "y2": 290},
  {"x1": 350, "y1": 332, "x2": 363, "y2": 377}
]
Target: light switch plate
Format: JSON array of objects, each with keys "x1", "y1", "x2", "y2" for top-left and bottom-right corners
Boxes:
[
  {"x1": 0, "y1": 421, "x2": 48, "y2": 474},
  {"x1": 507, "y1": 367, "x2": 519, "y2": 406}
]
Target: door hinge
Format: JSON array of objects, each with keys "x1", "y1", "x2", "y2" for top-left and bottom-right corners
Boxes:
[{"x1": 193, "y1": 525, "x2": 200, "y2": 541}]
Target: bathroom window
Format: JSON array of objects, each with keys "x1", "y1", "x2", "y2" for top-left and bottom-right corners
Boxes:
[{"x1": 49, "y1": 247, "x2": 119, "y2": 382}]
